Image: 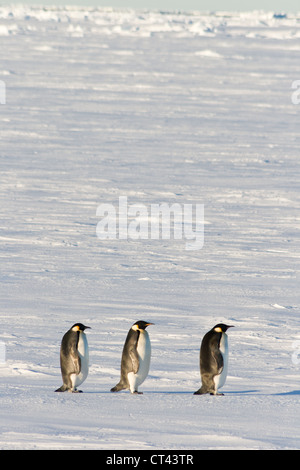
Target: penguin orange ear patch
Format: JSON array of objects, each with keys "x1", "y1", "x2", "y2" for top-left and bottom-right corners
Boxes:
[{"x1": 214, "y1": 327, "x2": 222, "y2": 333}]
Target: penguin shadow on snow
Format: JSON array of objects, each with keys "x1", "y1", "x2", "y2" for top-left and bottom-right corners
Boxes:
[
  {"x1": 273, "y1": 390, "x2": 300, "y2": 396},
  {"x1": 227, "y1": 390, "x2": 300, "y2": 396},
  {"x1": 145, "y1": 390, "x2": 193, "y2": 395}
]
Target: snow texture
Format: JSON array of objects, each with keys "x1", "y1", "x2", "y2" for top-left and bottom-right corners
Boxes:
[{"x1": 0, "y1": 6, "x2": 300, "y2": 450}]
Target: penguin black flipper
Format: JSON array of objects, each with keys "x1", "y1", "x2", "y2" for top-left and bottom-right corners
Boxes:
[
  {"x1": 69, "y1": 344, "x2": 81, "y2": 376},
  {"x1": 129, "y1": 346, "x2": 140, "y2": 374},
  {"x1": 210, "y1": 337, "x2": 224, "y2": 373}
]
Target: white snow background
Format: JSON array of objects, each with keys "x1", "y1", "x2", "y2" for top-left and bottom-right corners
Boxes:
[{"x1": 0, "y1": 6, "x2": 300, "y2": 450}]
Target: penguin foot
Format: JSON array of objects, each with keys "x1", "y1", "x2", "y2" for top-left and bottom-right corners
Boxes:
[
  {"x1": 132, "y1": 391, "x2": 143, "y2": 394},
  {"x1": 110, "y1": 382, "x2": 127, "y2": 392},
  {"x1": 55, "y1": 385, "x2": 68, "y2": 392},
  {"x1": 193, "y1": 387, "x2": 207, "y2": 395},
  {"x1": 210, "y1": 392, "x2": 224, "y2": 396},
  {"x1": 110, "y1": 387, "x2": 126, "y2": 392}
]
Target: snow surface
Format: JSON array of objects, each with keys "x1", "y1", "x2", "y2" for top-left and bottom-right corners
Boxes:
[{"x1": 0, "y1": 6, "x2": 300, "y2": 450}]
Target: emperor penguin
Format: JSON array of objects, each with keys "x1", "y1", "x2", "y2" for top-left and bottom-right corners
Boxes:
[
  {"x1": 111, "y1": 320, "x2": 154, "y2": 394},
  {"x1": 194, "y1": 323, "x2": 234, "y2": 396},
  {"x1": 55, "y1": 323, "x2": 91, "y2": 393}
]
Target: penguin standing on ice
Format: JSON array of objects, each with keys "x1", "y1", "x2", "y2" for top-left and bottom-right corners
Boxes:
[
  {"x1": 55, "y1": 323, "x2": 91, "y2": 393},
  {"x1": 194, "y1": 323, "x2": 234, "y2": 396},
  {"x1": 111, "y1": 320, "x2": 154, "y2": 394}
]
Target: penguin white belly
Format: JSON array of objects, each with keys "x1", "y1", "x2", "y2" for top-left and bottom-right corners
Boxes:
[
  {"x1": 71, "y1": 332, "x2": 89, "y2": 389},
  {"x1": 213, "y1": 332, "x2": 228, "y2": 392},
  {"x1": 128, "y1": 330, "x2": 151, "y2": 393}
]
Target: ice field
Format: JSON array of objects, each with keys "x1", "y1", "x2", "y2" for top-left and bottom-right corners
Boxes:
[{"x1": 0, "y1": 6, "x2": 300, "y2": 449}]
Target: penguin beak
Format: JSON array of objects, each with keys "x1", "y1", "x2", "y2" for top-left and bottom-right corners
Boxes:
[{"x1": 146, "y1": 323, "x2": 154, "y2": 326}]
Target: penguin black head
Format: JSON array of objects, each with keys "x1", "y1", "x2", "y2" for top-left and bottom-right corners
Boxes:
[
  {"x1": 213, "y1": 323, "x2": 234, "y2": 333},
  {"x1": 71, "y1": 323, "x2": 91, "y2": 332},
  {"x1": 132, "y1": 320, "x2": 154, "y2": 331}
]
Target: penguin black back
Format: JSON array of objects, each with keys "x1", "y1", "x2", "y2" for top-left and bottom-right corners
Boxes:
[
  {"x1": 195, "y1": 323, "x2": 234, "y2": 396},
  {"x1": 55, "y1": 323, "x2": 91, "y2": 393}
]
